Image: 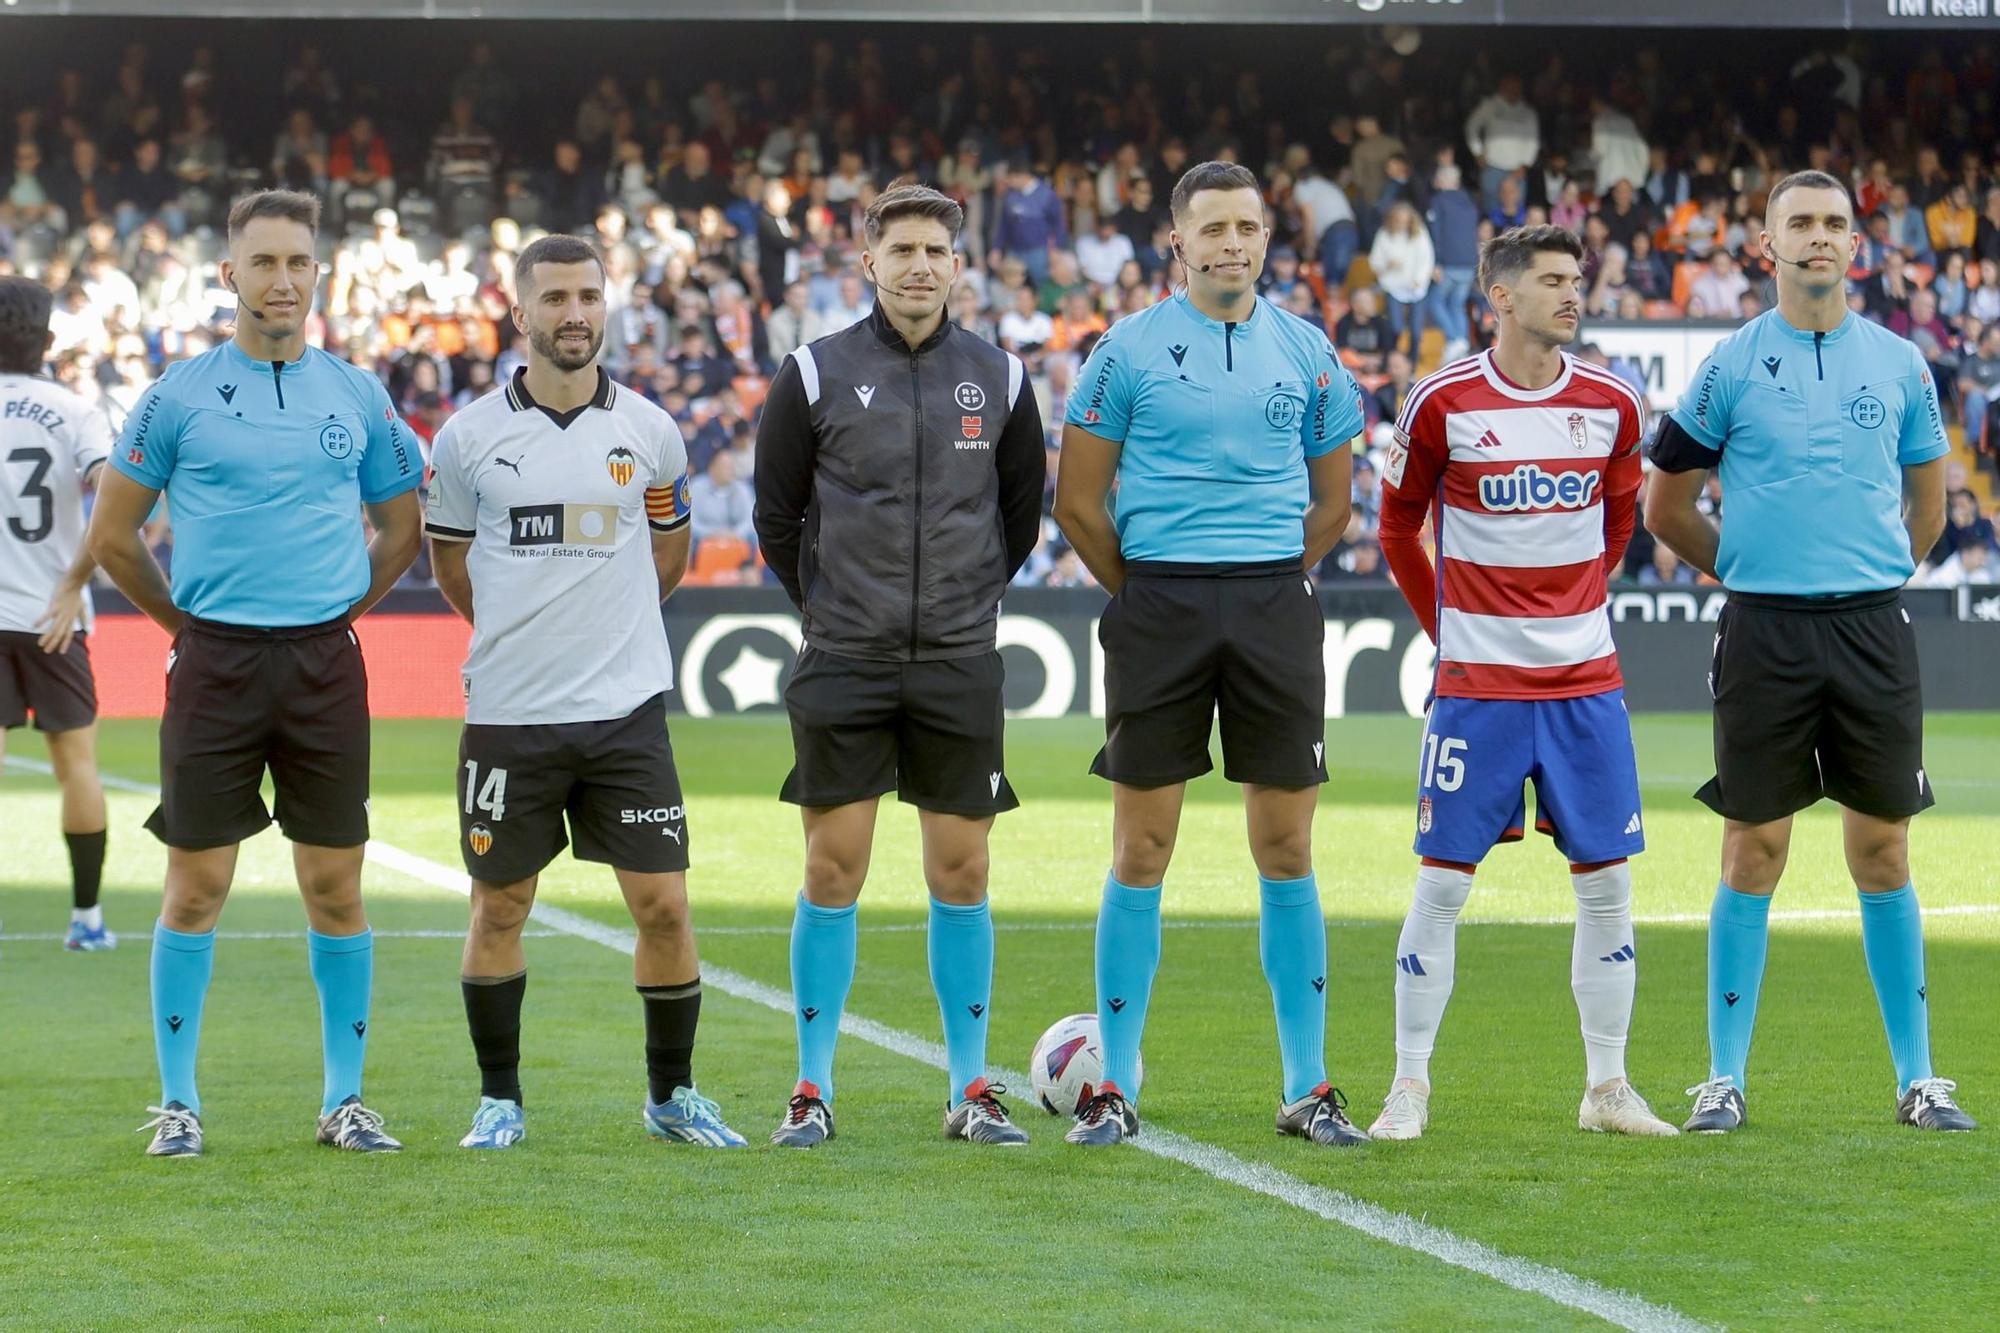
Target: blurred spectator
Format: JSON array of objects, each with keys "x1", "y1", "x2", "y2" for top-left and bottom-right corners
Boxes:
[
  {"x1": 1292, "y1": 154, "x2": 1357, "y2": 286},
  {"x1": 1926, "y1": 183, "x2": 1976, "y2": 260},
  {"x1": 1464, "y1": 74, "x2": 1540, "y2": 204},
  {"x1": 1336, "y1": 286, "x2": 1396, "y2": 373},
  {"x1": 1956, "y1": 324, "x2": 2000, "y2": 448},
  {"x1": 1881, "y1": 183, "x2": 1934, "y2": 264},
  {"x1": 1076, "y1": 213, "x2": 1136, "y2": 290},
  {"x1": 1688, "y1": 251, "x2": 1749, "y2": 319},
  {"x1": 767, "y1": 281, "x2": 826, "y2": 360},
  {"x1": 269, "y1": 109, "x2": 328, "y2": 195},
  {"x1": 994, "y1": 157, "x2": 1068, "y2": 287},
  {"x1": 1371, "y1": 202, "x2": 1434, "y2": 355},
  {"x1": 688, "y1": 449, "x2": 756, "y2": 551},
  {"x1": 1371, "y1": 348, "x2": 1416, "y2": 423},
  {"x1": 1589, "y1": 94, "x2": 1649, "y2": 193},
  {"x1": 1922, "y1": 536, "x2": 1998, "y2": 587},
  {"x1": 1863, "y1": 248, "x2": 1913, "y2": 321},
  {"x1": 112, "y1": 137, "x2": 179, "y2": 238},
  {"x1": 822, "y1": 270, "x2": 871, "y2": 331},
  {"x1": 999, "y1": 283, "x2": 1053, "y2": 363},
  {"x1": 539, "y1": 140, "x2": 607, "y2": 235},
  {"x1": 328, "y1": 113, "x2": 395, "y2": 223},
  {"x1": 1639, "y1": 545, "x2": 1699, "y2": 585}
]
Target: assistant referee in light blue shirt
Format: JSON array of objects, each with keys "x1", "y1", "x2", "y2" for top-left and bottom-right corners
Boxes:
[
  {"x1": 1645, "y1": 169, "x2": 1973, "y2": 1134},
  {"x1": 88, "y1": 190, "x2": 423, "y2": 1157},
  {"x1": 1054, "y1": 160, "x2": 1367, "y2": 1148}
]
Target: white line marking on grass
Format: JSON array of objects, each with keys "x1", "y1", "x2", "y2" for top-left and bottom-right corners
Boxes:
[
  {"x1": 0, "y1": 760, "x2": 1716, "y2": 1328},
  {"x1": 1, "y1": 928, "x2": 562, "y2": 943}
]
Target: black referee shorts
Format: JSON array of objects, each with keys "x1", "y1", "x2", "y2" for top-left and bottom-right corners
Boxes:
[
  {"x1": 781, "y1": 646, "x2": 1019, "y2": 817},
  {"x1": 1093, "y1": 560, "x2": 1327, "y2": 789},
  {"x1": 147, "y1": 615, "x2": 372, "y2": 850},
  {"x1": 1697, "y1": 589, "x2": 1935, "y2": 824},
  {"x1": 0, "y1": 629, "x2": 97, "y2": 733}
]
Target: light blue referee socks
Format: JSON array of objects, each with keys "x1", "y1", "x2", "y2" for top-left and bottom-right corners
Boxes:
[
  {"x1": 791, "y1": 894, "x2": 858, "y2": 1102},
  {"x1": 1858, "y1": 883, "x2": 1934, "y2": 1096},
  {"x1": 928, "y1": 897, "x2": 995, "y2": 1103},
  {"x1": 152, "y1": 922, "x2": 216, "y2": 1114},
  {"x1": 1707, "y1": 883, "x2": 1771, "y2": 1089},
  {"x1": 1096, "y1": 873, "x2": 1163, "y2": 1103},
  {"x1": 308, "y1": 927, "x2": 374, "y2": 1116},
  {"x1": 1258, "y1": 873, "x2": 1330, "y2": 1104}
]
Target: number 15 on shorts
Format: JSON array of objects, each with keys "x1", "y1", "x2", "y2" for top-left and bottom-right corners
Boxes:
[{"x1": 1421, "y1": 733, "x2": 1466, "y2": 792}]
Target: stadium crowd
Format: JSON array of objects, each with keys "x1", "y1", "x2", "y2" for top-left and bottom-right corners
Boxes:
[{"x1": 2, "y1": 26, "x2": 1997, "y2": 589}]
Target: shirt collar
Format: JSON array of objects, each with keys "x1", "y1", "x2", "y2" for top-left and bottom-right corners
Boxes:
[
  {"x1": 507, "y1": 365, "x2": 615, "y2": 427},
  {"x1": 1172, "y1": 291, "x2": 1259, "y2": 333},
  {"x1": 1769, "y1": 308, "x2": 1856, "y2": 344},
  {"x1": 867, "y1": 300, "x2": 953, "y2": 354}
]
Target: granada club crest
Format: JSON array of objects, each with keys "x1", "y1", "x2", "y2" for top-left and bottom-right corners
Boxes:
[
  {"x1": 468, "y1": 824, "x2": 494, "y2": 856},
  {"x1": 1568, "y1": 412, "x2": 1588, "y2": 451},
  {"x1": 1417, "y1": 797, "x2": 1434, "y2": 834},
  {"x1": 605, "y1": 446, "x2": 637, "y2": 486},
  {"x1": 961, "y1": 415, "x2": 982, "y2": 440}
]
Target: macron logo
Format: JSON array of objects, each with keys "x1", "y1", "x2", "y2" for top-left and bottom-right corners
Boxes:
[
  {"x1": 1477, "y1": 464, "x2": 1601, "y2": 513},
  {"x1": 855, "y1": 386, "x2": 876, "y2": 409}
]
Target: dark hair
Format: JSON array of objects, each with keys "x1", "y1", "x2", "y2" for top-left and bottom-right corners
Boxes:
[
  {"x1": 863, "y1": 183, "x2": 964, "y2": 246},
  {"x1": 226, "y1": 189, "x2": 321, "y2": 241},
  {"x1": 1478, "y1": 224, "x2": 1586, "y2": 295},
  {"x1": 1765, "y1": 169, "x2": 1853, "y2": 224},
  {"x1": 514, "y1": 233, "x2": 606, "y2": 298},
  {"x1": 1169, "y1": 160, "x2": 1260, "y2": 221},
  {"x1": 0, "y1": 276, "x2": 54, "y2": 374}
]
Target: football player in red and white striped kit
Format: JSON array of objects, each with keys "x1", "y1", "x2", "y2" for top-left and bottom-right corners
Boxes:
[{"x1": 1366, "y1": 225, "x2": 1677, "y2": 1140}]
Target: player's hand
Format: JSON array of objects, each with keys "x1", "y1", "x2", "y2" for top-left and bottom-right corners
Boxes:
[{"x1": 35, "y1": 585, "x2": 86, "y2": 655}]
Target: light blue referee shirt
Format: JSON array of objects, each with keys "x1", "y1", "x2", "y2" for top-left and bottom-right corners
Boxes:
[
  {"x1": 1066, "y1": 293, "x2": 1365, "y2": 564},
  {"x1": 1659, "y1": 310, "x2": 1949, "y2": 594},
  {"x1": 112, "y1": 340, "x2": 420, "y2": 626}
]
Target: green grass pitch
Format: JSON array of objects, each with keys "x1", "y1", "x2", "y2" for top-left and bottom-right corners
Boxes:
[{"x1": 3, "y1": 713, "x2": 1996, "y2": 1329}]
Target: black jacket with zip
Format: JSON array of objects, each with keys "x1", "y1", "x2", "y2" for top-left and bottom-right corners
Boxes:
[{"x1": 753, "y1": 303, "x2": 1046, "y2": 661}]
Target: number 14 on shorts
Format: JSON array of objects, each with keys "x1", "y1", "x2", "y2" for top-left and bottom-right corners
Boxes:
[{"x1": 464, "y1": 760, "x2": 510, "y2": 821}]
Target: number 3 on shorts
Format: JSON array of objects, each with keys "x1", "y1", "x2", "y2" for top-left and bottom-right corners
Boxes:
[
  {"x1": 463, "y1": 760, "x2": 510, "y2": 821},
  {"x1": 1421, "y1": 734, "x2": 1466, "y2": 793}
]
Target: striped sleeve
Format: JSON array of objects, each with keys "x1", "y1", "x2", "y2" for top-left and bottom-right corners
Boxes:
[{"x1": 646, "y1": 474, "x2": 691, "y2": 531}]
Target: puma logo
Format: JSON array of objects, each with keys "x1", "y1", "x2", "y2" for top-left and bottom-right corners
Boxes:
[{"x1": 493, "y1": 456, "x2": 522, "y2": 476}]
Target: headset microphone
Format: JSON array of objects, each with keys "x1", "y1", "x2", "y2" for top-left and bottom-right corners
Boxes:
[
  {"x1": 1767, "y1": 245, "x2": 1825, "y2": 271},
  {"x1": 1173, "y1": 242, "x2": 1212, "y2": 274},
  {"x1": 226, "y1": 275, "x2": 267, "y2": 320}
]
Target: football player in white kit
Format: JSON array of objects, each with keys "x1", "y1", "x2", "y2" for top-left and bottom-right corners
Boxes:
[{"x1": 0, "y1": 277, "x2": 114, "y2": 951}]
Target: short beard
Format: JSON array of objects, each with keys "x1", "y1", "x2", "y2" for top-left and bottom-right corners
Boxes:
[{"x1": 529, "y1": 324, "x2": 601, "y2": 371}]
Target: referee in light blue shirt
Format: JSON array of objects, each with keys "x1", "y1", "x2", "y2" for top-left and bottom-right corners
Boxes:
[
  {"x1": 1645, "y1": 169, "x2": 1973, "y2": 1135},
  {"x1": 1054, "y1": 160, "x2": 1367, "y2": 1148},
  {"x1": 88, "y1": 190, "x2": 423, "y2": 1157}
]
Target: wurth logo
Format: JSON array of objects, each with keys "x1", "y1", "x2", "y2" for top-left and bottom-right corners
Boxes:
[{"x1": 1477, "y1": 464, "x2": 1602, "y2": 513}]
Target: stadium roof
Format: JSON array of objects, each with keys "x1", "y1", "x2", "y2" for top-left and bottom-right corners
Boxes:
[{"x1": 0, "y1": 0, "x2": 1984, "y2": 28}]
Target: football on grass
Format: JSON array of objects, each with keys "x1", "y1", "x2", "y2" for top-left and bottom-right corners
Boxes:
[{"x1": 1029, "y1": 1012, "x2": 1140, "y2": 1116}]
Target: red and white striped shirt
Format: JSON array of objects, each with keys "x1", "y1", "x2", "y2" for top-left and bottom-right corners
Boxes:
[{"x1": 1378, "y1": 350, "x2": 1645, "y2": 700}]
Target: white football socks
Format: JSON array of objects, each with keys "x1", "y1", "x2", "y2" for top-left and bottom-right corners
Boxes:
[
  {"x1": 1570, "y1": 862, "x2": 1636, "y2": 1088},
  {"x1": 1392, "y1": 863, "x2": 1473, "y2": 1087}
]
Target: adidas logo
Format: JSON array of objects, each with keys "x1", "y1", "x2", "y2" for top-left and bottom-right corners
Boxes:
[
  {"x1": 1623, "y1": 812, "x2": 1642, "y2": 836},
  {"x1": 1473, "y1": 428, "x2": 1503, "y2": 449},
  {"x1": 1396, "y1": 953, "x2": 1426, "y2": 977},
  {"x1": 352, "y1": 1020, "x2": 367, "y2": 1038},
  {"x1": 1310, "y1": 976, "x2": 1326, "y2": 993},
  {"x1": 855, "y1": 385, "x2": 876, "y2": 408},
  {"x1": 968, "y1": 1003, "x2": 985, "y2": 1018},
  {"x1": 1108, "y1": 997, "x2": 1127, "y2": 1014},
  {"x1": 1724, "y1": 991, "x2": 1740, "y2": 1007},
  {"x1": 1599, "y1": 943, "x2": 1636, "y2": 963},
  {"x1": 166, "y1": 1014, "x2": 184, "y2": 1034},
  {"x1": 801, "y1": 1006, "x2": 821, "y2": 1022}
]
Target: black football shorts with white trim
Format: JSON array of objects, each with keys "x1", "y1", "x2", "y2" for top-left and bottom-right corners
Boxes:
[
  {"x1": 148, "y1": 616, "x2": 372, "y2": 849},
  {"x1": 780, "y1": 646, "x2": 1019, "y2": 817},
  {"x1": 457, "y1": 692, "x2": 689, "y2": 882},
  {"x1": 1698, "y1": 589, "x2": 1935, "y2": 824},
  {"x1": 0, "y1": 629, "x2": 97, "y2": 732},
  {"x1": 1093, "y1": 560, "x2": 1328, "y2": 789}
]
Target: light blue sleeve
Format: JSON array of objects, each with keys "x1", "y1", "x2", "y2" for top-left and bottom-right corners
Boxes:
[
  {"x1": 1667, "y1": 341, "x2": 1739, "y2": 450},
  {"x1": 1898, "y1": 346, "x2": 1951, "y2": 466},
  {"x1": 358, "y1": 373, "x2": 421, "y2": 502},
  {"x1": 1306, "y1": 333, "x2": 1365, "y2": 458},
  {"x1": 109, "y1": 369, "x2": 185, "y2": 490},
  {"x1": 1065, "y1": 326, "x2": 1134, "y2": 442}
]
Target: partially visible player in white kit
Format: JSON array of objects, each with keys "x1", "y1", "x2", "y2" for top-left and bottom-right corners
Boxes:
[
  {"x1": 1368, "y1": 225, "x2": 1677, "y2": 1140},
  {"x1": 427, "y1": 234, "x2": 745, "y2": 1150},
  {"x1": 0, "y1": 277, "x2": 114, "y2": 951}
]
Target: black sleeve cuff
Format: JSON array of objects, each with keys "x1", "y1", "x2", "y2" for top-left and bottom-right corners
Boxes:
[
  {"x1": 649, "y1": 515, "x2": 691, "y2": 533},
  {"x1": 1646, "y1": 416, "x2": 1724, "y2": 474},
  {"x1": 425, "y1": 522, "x2": 475, "y2": 541}
]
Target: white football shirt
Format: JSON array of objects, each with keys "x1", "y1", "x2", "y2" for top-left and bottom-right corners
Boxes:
[
  {"x1": 0, "y1": 372, "x2": 113, "y2": 634},
  {"x1": 425, "y1": 367, "x2": 692, "y2": 725}
]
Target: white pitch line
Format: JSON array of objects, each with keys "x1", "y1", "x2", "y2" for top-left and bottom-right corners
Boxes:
[
  {"x1": 8, "y1": 758, "x2": 1712, "y2": 1329},
  {"x1": 0, "y1": 928, "x2": 563, "y2": 943}
]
